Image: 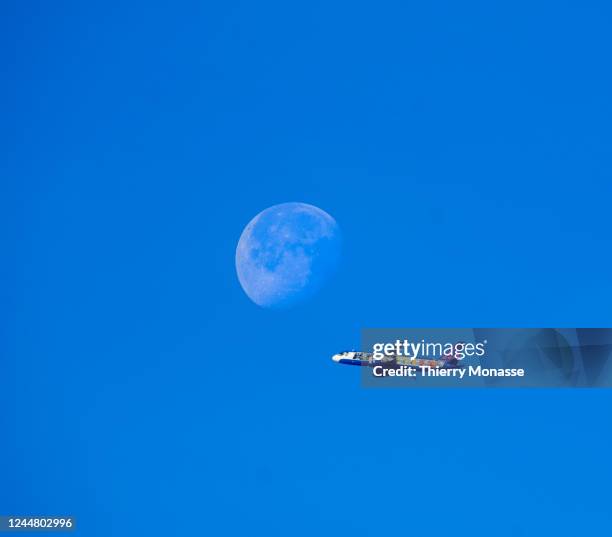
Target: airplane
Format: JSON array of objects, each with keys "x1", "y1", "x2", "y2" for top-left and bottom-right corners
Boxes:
[{"x1": 331, "y1": 351, "x2": 463, "y2": 369}]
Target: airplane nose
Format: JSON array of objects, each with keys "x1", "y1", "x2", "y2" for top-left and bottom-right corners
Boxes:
[{"x1": 332, "y1": 354, "x2": 342, "y2": 362}]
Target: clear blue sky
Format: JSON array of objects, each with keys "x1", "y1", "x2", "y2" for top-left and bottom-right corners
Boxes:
[{"x1": 3, "y1": 1, "x2": 612, "y2": 535}]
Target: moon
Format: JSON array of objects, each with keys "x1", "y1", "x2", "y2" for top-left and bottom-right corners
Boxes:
[{"x1": 236, "y1": 202, "x2": 342, "y2": 308}]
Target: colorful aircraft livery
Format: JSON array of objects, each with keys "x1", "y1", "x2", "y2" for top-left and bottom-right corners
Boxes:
[{"x1": 331, "y1": 351, "x2": 459, "y2": 369}]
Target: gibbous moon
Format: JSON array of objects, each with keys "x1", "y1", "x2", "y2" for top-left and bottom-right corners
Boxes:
[{"x1": 236, "y1": 202, "x2": 341, "y2": 308}]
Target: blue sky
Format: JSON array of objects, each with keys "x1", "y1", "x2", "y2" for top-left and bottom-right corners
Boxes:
[{"x1": 3, "y1": 1, "x2": 612, "y2": 535}]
